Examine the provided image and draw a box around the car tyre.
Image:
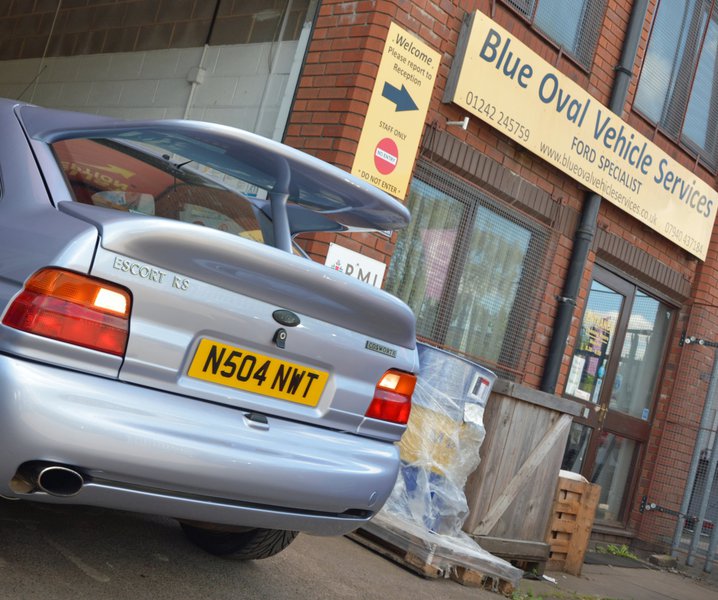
[180,523,299,559]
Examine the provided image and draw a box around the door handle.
[595,404,608,426]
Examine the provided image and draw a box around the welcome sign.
[443,11,717,260]
[352,23,440,199]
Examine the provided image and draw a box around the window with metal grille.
[503,0,606,69]
[634,0,718,168]
[384,162,550,380]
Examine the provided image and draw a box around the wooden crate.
[546,471,601,576]
[463,381,582,567]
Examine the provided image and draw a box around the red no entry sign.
[374,137,398,174]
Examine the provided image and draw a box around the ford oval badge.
[273,309,300,327]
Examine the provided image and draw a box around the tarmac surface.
[1,498,718,599]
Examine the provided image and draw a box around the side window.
[504,0,606,69]
[634,0,718,168]
[384,162,549,378]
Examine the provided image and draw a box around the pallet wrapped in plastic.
[374,342,523,586]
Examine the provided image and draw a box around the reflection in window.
[503,0,606,69]
[563,422,592,473]
[566,276,672,420]
[52,138,275,246]
[635,0,718,166]
[385,163,548,376]
[610,292,672,419]
[385,179,462,339]
[444,209,531,362]
[592,432,637,523]
[565,281,623,403]
[535,1,583,56]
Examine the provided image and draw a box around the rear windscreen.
[52,138,267,244]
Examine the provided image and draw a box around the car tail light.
[365,369,417,424]
[2,268,131,356]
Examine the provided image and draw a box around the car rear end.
[0,100,419,536]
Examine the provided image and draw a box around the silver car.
[0,99,418,559]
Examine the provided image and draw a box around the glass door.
[562,267,673,525]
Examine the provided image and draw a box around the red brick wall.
[286,0,718,550]
[285,0,701,386]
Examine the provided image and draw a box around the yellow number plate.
[188,339,328,407]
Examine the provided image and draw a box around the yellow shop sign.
[443,10,718,260]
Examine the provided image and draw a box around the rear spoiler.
[16,103,410,252]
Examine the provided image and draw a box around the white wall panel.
[0,40,300,140]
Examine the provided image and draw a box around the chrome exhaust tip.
[10,462,85,497]
[36,465,84,497]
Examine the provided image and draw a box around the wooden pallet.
[347,522,444,578]
[450,566,516,595]
[347,521,515,594]
[546,473,601,576]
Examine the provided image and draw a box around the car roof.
[12,100,410,232]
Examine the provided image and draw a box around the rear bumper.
[0,354,400,535]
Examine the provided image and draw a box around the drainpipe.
[540,0,650,394]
